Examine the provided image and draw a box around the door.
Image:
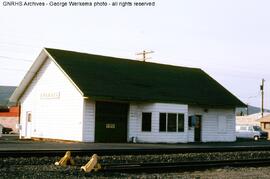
[194,115,202,142]
[95,101,129,142]
[25,111,32,138]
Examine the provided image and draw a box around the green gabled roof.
[45,48,245,107]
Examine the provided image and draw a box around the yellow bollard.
[55,151,75,167]
[81,154,101,173]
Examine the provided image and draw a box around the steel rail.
[2,146,270,157]
[2,158,270,173]
[101,158,270,172]
[2,156,270,173]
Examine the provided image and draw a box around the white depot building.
[10,48,245,143]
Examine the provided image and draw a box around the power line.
[247,93,260,99]
[0,55,33,62]
[240,91,261,100]
[0,46,268,82]
[0,61,266,81]
[0,40,268,75]
[0,38,136,56]
[0,42,40,49]
[0,67,28,72]
[154,53,270,73]
[0,54,267,81]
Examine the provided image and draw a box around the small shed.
[235,112,269,126]
[259,114,270,139]
[10,48,245,143]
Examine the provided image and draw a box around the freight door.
[95,101,128,142]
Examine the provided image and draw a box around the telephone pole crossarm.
[136,50,154,62]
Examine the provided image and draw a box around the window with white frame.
[159,113,185,132]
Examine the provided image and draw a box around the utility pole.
[261,78,265,117]
[246,103,249,115]
[136,50,154,62]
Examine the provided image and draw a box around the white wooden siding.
[187,128,194,142]
[19,58,84,141]
[189,107,236,142]
[128,104,140,140]
[82,100,95,142]
[128,103,188,143]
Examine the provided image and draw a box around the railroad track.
[102,158,270,172]
[2,145,270,157]
[3,158,270,173]
[2,147,270,173]
[2,150,270,173]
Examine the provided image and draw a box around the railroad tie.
[55,151,75,167]
[81,154,101,173]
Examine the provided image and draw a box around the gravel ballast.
[1,151,270,178]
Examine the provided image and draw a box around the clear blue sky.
[0,0,270,108]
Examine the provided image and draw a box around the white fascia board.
[9,49,48,102]
[43,48,84,97]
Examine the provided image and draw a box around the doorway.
[194,115,202,142]
[25,111,32,138]
[95,101,129,142]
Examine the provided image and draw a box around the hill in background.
[236,105,270,116]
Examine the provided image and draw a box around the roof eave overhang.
[86,95,245,108]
